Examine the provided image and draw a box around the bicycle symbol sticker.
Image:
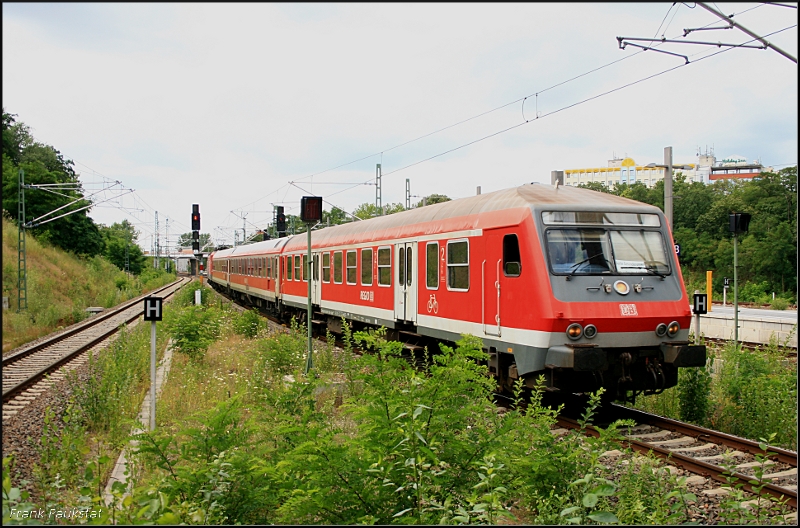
[427,294,439,314]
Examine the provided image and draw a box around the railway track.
[555,403,797,509]
[2,278,188,417]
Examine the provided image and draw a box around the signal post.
[300,196,323,374]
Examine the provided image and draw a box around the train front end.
[536,204,706,402]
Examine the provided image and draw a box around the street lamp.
[646,146,694,232]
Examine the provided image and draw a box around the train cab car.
[208,183,706,402]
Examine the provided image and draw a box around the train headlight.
[584,324,597,339]
[567,323,583,340]
[655,323,668,337]
[613,280,630,295]
[667,321,680,337]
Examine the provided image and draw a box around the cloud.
[3,3,796,247]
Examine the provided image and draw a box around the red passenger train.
[208,183,706,401]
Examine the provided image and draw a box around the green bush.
[678,361,712,425]
[771,297,789,310]
[232,309,264,339]
[167,304,222,362]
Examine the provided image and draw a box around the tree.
[100,220,146,274]
[415,194,451,208]
[322,206,350,226]
[2,111,104,257]
[352,202,405,220]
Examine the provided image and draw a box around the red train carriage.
[208,183,706,401]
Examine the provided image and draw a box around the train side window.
[302,255,308,282]
[361,248,373,285]
[323,252,331,283]
[287,256,292,280]
[447,239,469,291]
[378,247,391,286]
[267,257,272,278]
[333,251,343,284]
[294,255,301,281]
[503,234,521,277]
[426,242,438,289]
[313,254,319,281]
[346,250,357,284]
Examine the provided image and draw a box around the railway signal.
[191,204,201,231]
[301,196,323,223]
[276,206,287,237]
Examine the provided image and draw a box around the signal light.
[192,240,200,253]
[192,230,199,240]
[276,205,287,235]
[192,204,200,231]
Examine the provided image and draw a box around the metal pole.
[376,164,382,215]
[694,290,701,344]
[664,146,673,232]
[733,233,739,348]
[150,320,157,431]
[305,226,313,374]
[696,2,797,63]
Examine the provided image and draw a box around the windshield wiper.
[569,254,611,275]
[644,265,668,278]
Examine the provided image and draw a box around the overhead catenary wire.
[273,3,778,194]
[295,23,797,204]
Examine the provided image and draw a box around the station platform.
[690,305,797,348]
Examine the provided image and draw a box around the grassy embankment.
[1,214,175,353]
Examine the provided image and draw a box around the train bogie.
[208,183,706,402]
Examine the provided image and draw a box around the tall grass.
[1,215,175,353]
[635,338,797,450]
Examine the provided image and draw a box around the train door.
[394,242,417,323]
[483,233,502,337]
[311,252,321,305]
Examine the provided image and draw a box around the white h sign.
[144,297,163,321]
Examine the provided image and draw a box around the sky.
[3,3,797,252]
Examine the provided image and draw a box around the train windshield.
[546,228,671,276]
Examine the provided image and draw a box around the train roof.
[210,235,292,258]
[211,184,664,255]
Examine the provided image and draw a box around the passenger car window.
[447,240,469,290]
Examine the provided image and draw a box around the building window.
[447,240,469,291]
[378,247,391,286]
[361,248,373,285]
[323,252,331,283]
[334,251,343,284]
